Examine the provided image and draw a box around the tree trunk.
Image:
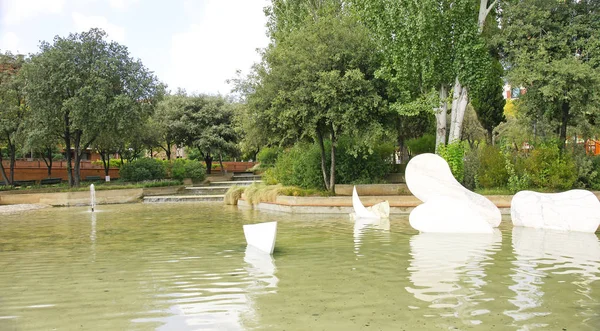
[100,151,110,176]
[219,153,226,175]
[560,100,569,151]
[203,151,213,175]
[449,79,469,143]
[63,111,74,187]
[329,131,336,193]
[316,130,330,191]
[0,147,10,186]
[42,147,53,177]
[73,131,82,187]
[8,139,15,184]
[435,85,448,152]
[487,129,493,145]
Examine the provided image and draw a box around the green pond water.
[0,203,599,330]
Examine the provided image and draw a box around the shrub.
[477,145,509,189]
[119,158,166,182]
[256,147,281,168]
[168,159,206,182]
[524,143,576,190]
[438,142,465,183]
[270,143,324,189]
[406,134,435,156]
[335,138,394,184]
[224,185,246,205]
[463,146,480,190]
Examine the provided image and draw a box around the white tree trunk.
[435,85,448,152]
[449,82,469,143]
[446,0,496,144]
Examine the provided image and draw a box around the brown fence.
[1,160,257,182]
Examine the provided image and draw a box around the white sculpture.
[511,190,600,233]
[405,153,501,228]
[409,196,494,233]
[243,221,277,254]
[350,186,390,220]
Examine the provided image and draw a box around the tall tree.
[23,29,161,186]
[500,0,600,150]
[171,95,238,174]
[151,92,190,160]
[471,58,506,143]
[247,11,387,192]
[0,51,27,185]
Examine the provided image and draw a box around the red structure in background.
[586,139,600,156]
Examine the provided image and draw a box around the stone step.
[232,175,262,181]
[184,186,229,195]
[143,195,224,203]
[209,180,262,187]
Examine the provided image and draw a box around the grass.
[0,179,183,193]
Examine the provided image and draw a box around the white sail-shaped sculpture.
[511,190,600,233]
[243,221,277,255]
[350,186,389,220]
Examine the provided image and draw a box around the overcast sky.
[0,0,270,95]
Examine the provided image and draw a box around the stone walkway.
[0,204,50,214]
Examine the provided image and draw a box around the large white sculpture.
[350,186,390,220]
[511,190,600,233]
[409,196,494,233]
[243,221,277,254]
[406,153,501,228]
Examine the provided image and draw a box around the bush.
[406,134,435,156]
[256,147,281,168]
[269,143,325,189]
[335,139,394,184]
[168,159,206,182]
[119,158,166,182]
[438,142,465,183]
[477,145,509,189]
[463,146,480,190]
[524,143,576,190]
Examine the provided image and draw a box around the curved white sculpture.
[511,190,600,233]
[406,153,501,228]
[243,221,277,254]
[409,196,494,233]
[350,186,389,220]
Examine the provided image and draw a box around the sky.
[0,0,271,95]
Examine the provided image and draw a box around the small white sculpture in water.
[90,184,96,212]
[350,186,390,220]
[243,221,277,254]
[405,153,501,231]
[511,190,600,233]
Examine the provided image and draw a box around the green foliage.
[92,159,122,168]
[462,147,480,190]
[438,142,465,183]
[335,139,394,185]
[406,134,435,156]
[471,58,506,141]
[570,149,600,189]
[256,147,281,168]
[119,158,166,182]
[477,145,509,189]
[269,143,325,189]
[505,154,531,194]
[167,159,206,182]
[524,143,577,190]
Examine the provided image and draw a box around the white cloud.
[0,0,66,26]
[108,0,140,10]
[0,32,21,53]
[72,12,126,43]
[167,0,269,95]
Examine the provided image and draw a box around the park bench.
[14,180,37,186]
[40,178,62,185]
[85,176,103,181]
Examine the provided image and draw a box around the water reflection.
[353,217,390,255]
[505,227,600,329]
[406,230,501,322]
[244,246,279,290]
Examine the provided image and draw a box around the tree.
[151,92,190,160]
[500,0,600,150]
[246,12,387,192]
[171,95,238,175]
[0,51,27,185]
[351,0,498,149]
[23,29,161,186]
[471,58,506,143]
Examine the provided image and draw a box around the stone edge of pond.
[0,204,51,214]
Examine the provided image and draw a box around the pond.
[1,203,599,330]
